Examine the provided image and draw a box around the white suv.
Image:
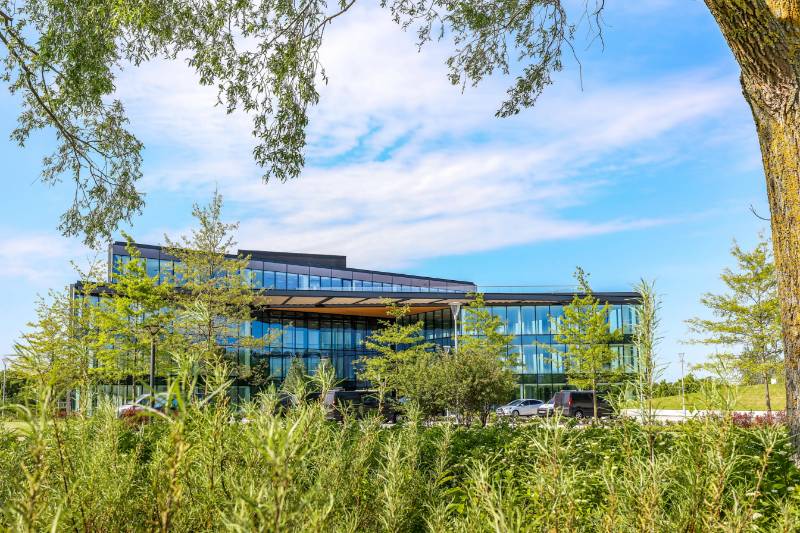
[496,399,543,417]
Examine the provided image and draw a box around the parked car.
[553,390,613,419]
[495,399,523,416]
[323,389,399,422]
[536,395,558,417]
[116,393,177,419]
[272,391,299,416]
[496,398,543,417]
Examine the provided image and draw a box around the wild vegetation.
[2,377,800,532]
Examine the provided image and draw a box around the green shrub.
[2,396,799,532]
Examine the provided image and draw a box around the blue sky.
[0,1,769,380]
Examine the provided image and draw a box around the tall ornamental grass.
[2,389,800,531]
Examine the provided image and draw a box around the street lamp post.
[149,337,156,394]
[678,352,686,418]
[144,324,162,406]
[1,356,8,405]
[449,302,462,352]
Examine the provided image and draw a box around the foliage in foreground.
[362,295,517,426]
[2,395,800,532]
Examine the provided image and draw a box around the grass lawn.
[646,383,784,411]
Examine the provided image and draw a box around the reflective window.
[270,355,283,378]
[112,254,129,278]
[509,344,523,372]
[622,305,637,334]
[609,305,622,332]
[333,319,344,348]
[282,318,294,349]
[321,319,331,349]
[343,323,352,348]
[523,345,537,373]
[539,343,553,373]
[355,319,367,347]
[549,306,564,333]
[535,306,549,334]
[308,319,320,349]
[159,260,173,284]
[306,354,320,374]
[506,306,521,335]
[146,258,160,279]
[295,319,307,349]
[522,306,536,335]
[492,306,507,334]
[269,319,282,348]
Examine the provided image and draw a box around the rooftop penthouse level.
[110,242,476,294]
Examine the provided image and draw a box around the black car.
[553,390,613,419]
[323,389,399,422]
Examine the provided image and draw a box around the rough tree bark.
[704,0,800,456]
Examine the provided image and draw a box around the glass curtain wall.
[93,307,379,405]
[233,310,378,397]
[411,304,639,401]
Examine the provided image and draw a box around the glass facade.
[411,304,639,401]
[95,309,379,403]
[242,309,376,388]
[97,243,639,404]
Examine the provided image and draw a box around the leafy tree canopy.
[0,0,601,245]
[687,235,783,410]
[361,300,433,410]
[438,294,517,425]
[553,267,623,419]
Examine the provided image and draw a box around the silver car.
[496,399,543,417]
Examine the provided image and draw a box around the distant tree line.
[650,374,719,399]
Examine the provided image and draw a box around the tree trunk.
[705,0,800,460]
[765,373,773,413]
[748,93,800,450]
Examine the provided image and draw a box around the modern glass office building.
[100,242,640,402]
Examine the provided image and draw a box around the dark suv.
[323,389,399,422]
[553,390,613,419]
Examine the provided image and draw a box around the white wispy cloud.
[114,3,743,270]
[0,232,84,283]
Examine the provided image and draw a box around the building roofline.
[239,249,346,269]
[110,241,476,286]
